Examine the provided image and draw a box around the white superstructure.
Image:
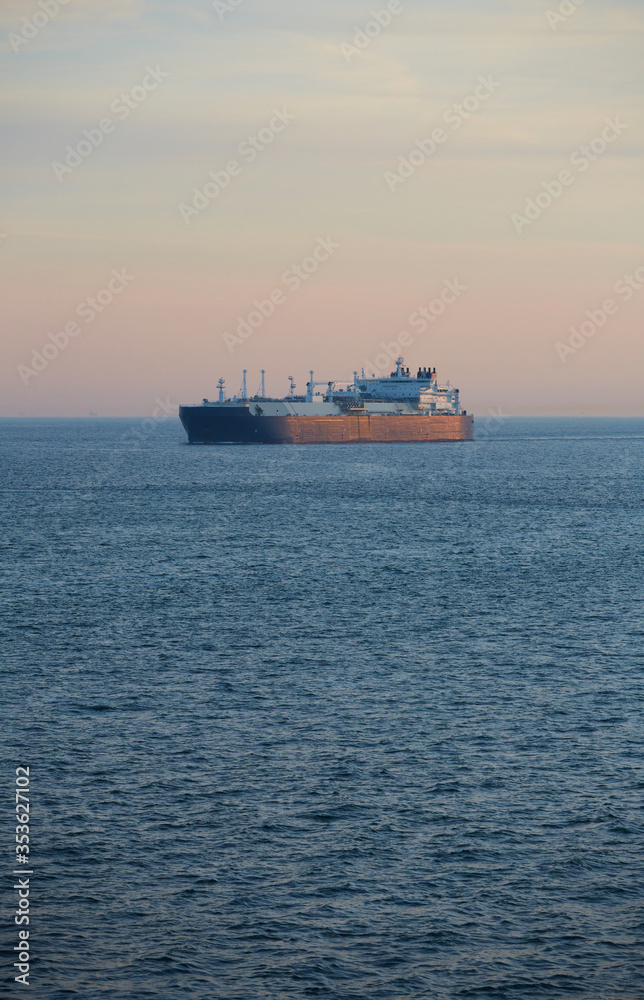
[201,358,462,417]
[316,358,461,416]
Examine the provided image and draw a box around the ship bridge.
[340,357,461,415]
[355,357,435,399]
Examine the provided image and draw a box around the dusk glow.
[3,6,644,998]
[2,1,643,416]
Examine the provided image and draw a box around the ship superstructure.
[179,357,473,444]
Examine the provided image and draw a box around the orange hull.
[269,413,474,444]
[180,406,474,444]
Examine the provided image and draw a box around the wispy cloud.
[2,0,643,416]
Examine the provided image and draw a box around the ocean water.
[1,416,643,1000]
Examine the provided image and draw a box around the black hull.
[179,406,474,444]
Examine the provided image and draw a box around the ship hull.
[179,406,474,444]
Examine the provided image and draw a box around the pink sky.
[2,0,643,416]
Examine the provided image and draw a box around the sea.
[1,416,643,999]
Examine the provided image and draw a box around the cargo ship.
[179,357,473,444]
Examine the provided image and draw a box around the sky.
[1,0,643,417]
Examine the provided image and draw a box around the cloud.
[2,0,643,415]
[0,0,143,25]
